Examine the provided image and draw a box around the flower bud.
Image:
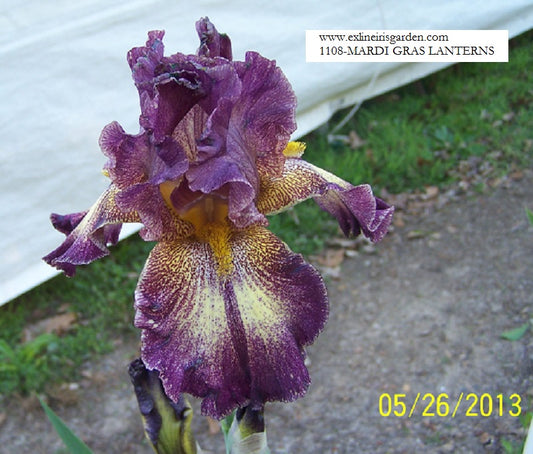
[129,358,200,454]
[228,406,270,454]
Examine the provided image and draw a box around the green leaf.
[501,322,530,341]
[20,333,56,361]
[0,340,17,362]
[526,208,533,226]
[500,438,515,454]
[39,397,94,454]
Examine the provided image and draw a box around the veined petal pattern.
[135,225,327,418]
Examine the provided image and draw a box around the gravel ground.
[1,171,532,454]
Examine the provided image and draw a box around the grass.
[501,397,533,454]
[0,30,532,398]
[0,236,153,395]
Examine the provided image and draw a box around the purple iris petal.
[185,51,297,229]
[102,18,297,233]
[316,184,394,242]
[256,157,394,243]
[43,187,139,276]
[232,52,297,174]
[135,226,327,419]
[196,17,232,60]
[49,211,87,235]
[128,30,204,141]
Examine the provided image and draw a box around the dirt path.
[1,172,532,453]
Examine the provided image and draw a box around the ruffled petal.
[49,211,87,235]
[232,52,297,175]
[186,51,297,230]
[115,183,193,242]
[43,186,141,276]
[196,17,232,60]
[99,120,191,241]
[100,120,189,186]
[134,225,327,419]
[99,122,150,188]
[257,158,394,242]
[186,99,265,229]
[127,31,207,142]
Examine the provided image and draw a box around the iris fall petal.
[43,186,140,276]
[134,225,327,419]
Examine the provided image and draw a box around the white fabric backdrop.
[1,0,532,305]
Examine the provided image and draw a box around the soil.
[1,171,532,454]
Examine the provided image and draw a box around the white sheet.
[1,0,531,304]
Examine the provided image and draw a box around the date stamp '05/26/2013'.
[378,393,523,418]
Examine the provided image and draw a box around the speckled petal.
[43,186,140,276]
[187,51,297,230]
[127,31,207,143]
[232,51,297,175]
[196,17,232,60]
[115,183,193,242]
[99,119,191,241]
[48,211,87,235]
[257,158,394,242]
[100,118,189,189]
[134,225,327,419]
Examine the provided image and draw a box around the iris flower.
[44,18,393,420]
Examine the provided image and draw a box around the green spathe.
[128,358,199,454]
[226,406,270,454]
